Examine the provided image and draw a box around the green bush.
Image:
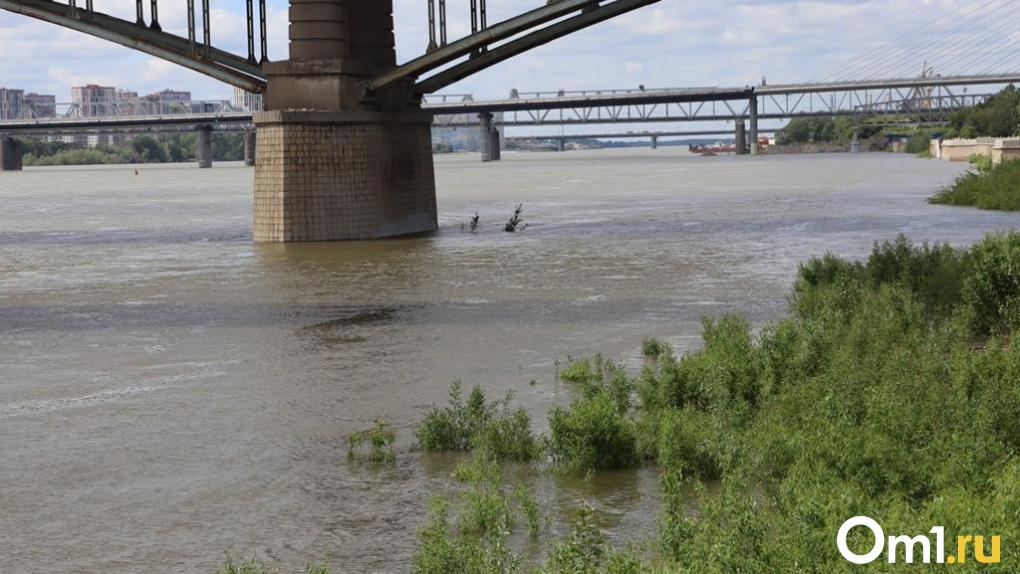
[549,392,639,471]
[929,159,1020,211]
[560,355,632,414]
[962,232,1020,335]
[347,420,396,464]
[416,382,540,462]
[640,337,671,358]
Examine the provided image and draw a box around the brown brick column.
[1,137,24,171]
[254,0,438,242]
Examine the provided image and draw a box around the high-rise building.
[0,87,25,119]
[24,93,56,118]
[140,89,192,114]
[72,84,117,117]
[110,90,139,115]
[232,86,263,111]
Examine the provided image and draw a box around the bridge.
[506,128,779,151]
[1,0,1019,241]
[0,74,1008,161]
[0,0,662,241]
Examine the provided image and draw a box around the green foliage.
[775,117,880,144]
[904,128,939,154]
[412,497,522,574]
[930,158,1020,211]
[513,483,543,539]
[970,153,993,173]
[216,554,275,574]
[559,355,632,414]
[640,337,671,358]
[794,234,971,322]
[347,420,396,464]
[962,232,1020,335]
[948,84,1020,137]
[416,382,541,462]
[549,392,639,471]
[21,132,245,166]
[539,505,648,574]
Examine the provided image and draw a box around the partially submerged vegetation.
[347,420,396,464]
[223,231,1020,572]
[416,382,541,462]
[410,232,1020,573]
[930,157,1020,211]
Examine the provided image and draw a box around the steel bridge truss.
[427,84,995,128]
[0,0,663,97]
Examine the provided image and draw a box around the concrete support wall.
[735,121,747,155]
[253,110,437,242]
[480,112,495,162]
[939,138,995,161]
[196,126,213,168]
[748,97,759,155]
[489,129,501,161]
[992,139,1020,165]
[244,131,256,166]
[1,137,24,171]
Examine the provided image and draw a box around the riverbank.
[930,158,1020,211]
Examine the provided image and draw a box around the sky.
[1,0,1013,137]
[1,0,992,100]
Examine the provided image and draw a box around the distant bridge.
[0,74,1008,142]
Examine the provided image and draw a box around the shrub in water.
[640,337,672,358]
[347,420,396,464]
[549,392,639,471]
[416,382,541,462]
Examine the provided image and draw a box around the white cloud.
[1,0,1014,105]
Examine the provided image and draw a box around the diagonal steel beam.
[368,0,606,92]
[0,0,266,90]
[415,0,661,94]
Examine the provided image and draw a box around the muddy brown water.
[1,149,1015,572]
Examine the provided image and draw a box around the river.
[1,149,1015,572]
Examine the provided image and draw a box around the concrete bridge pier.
[748,96,759,155]
[735,120,748,155]
[557,139,566,152]
[651,135,658,150]
[1,137,24,171]
[244,130,256,166]
[851,127,861,153]
[479,112,500,162]
[253,0,437,242]
[196,125,213,168]
[489,128,501,161]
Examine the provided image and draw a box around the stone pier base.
[196,126,213,168]
[1,137,24,171]
[244,130,256,166]
[253,110,438,242]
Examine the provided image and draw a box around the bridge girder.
[0,0,266,92]
[410,0,662,94]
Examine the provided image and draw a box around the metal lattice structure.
[0,0,662,95]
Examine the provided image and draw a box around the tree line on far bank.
[777,84,1020,154]
[21,133,247,166]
